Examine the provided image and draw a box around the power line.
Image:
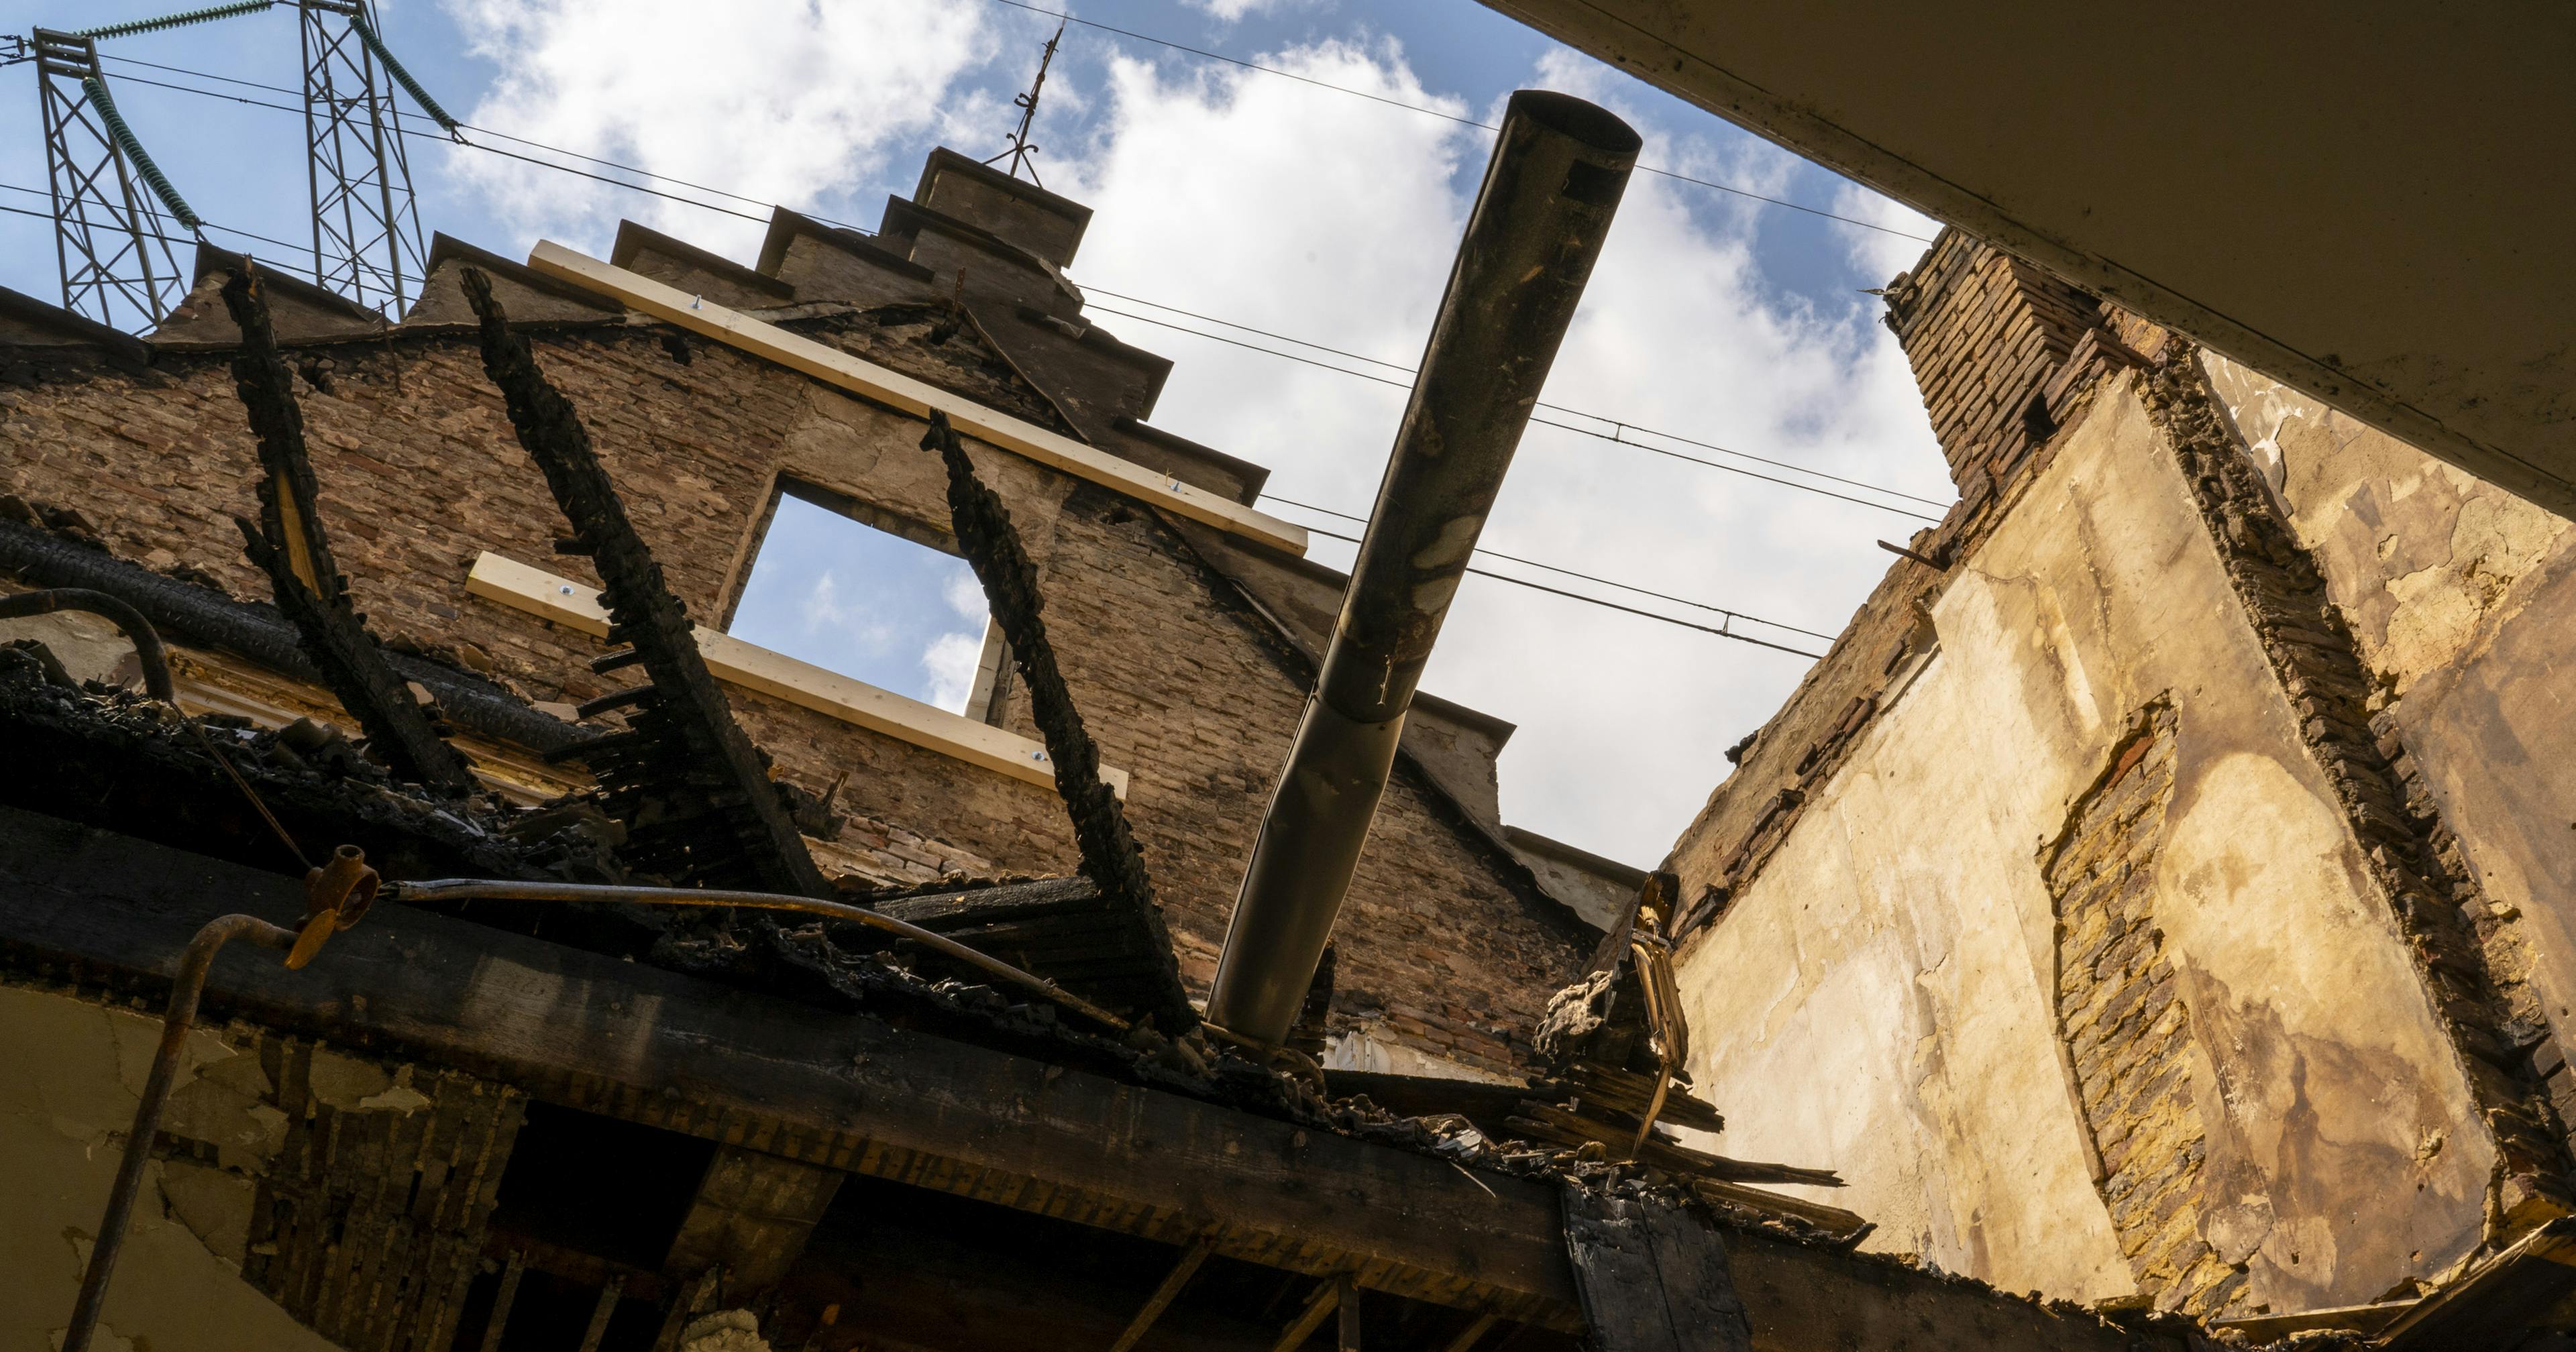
[6,58,1907,644]
[95,52,800,219]
[76,57,1949,524]
[1281,514,1825,659]
[0,188,1831,655]
[1082,302,1941,522]
[977,0,1935,243]
[1263,493,1837,642]
[1085,286,1952,510]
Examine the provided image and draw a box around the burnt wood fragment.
[218,265,478,795]
[1560,1186,1752,1352]
[460,268,824,899]
[922,410,1192,1029]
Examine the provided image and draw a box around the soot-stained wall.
[0,270,1586,1076]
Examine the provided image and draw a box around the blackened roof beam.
[458,268,826,899]
[923,410,1193,1030]
[217,264,478,796]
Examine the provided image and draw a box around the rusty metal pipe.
[1209,91,1640,1044]
[64,913,299,1352]
[0,586,175,701]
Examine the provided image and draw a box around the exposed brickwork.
[2140,349,2576,1231]
[1882,230,2110,497]
[2045,702,2238,1316]
[0,295,1583,1074]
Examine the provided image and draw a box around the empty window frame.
[727,484,1010,720]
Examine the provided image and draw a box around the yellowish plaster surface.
[1670,380,2491,1312]
[0,985,335,1352]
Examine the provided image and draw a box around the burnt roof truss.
[460,268,826,898]
[219,264,478,796]
[922,410,1193,1029]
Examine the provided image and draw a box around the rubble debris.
[462,268,826,898]
[679,1310,771,1352]
[218,264,479,796]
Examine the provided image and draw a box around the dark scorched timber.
[218,265,478,795]
[462,268,826,899]
[923,410,1193,1030]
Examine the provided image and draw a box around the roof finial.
[985,21,1065,186]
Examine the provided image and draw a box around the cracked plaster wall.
[0,982,336,1352]
[2203,352,2576,1094]
[1668,376,2491,1315]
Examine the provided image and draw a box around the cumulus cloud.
[1831,181,1946,286]
[1057,38,1947,864]
[439,0,999,258]
[941,565,988,621]
[922,630,986,712]
[1179,0,1313,21]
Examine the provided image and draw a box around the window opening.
[729,489,996,716]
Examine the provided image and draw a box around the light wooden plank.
[522,240,1310,557]
[466,550,1124,797]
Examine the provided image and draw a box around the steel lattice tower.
[298,0,425,317]
[32,28,186,329]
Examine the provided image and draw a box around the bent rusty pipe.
[64,913,299,1352]
[384,879,1132,1033]
[1208,91,1641,1044]
[0,587,176,701]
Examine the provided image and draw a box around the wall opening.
[2043,700,2239,1315]
[727,485,1008,719]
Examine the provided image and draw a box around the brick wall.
[2046,701,2237,1316]
[0,298,1585,1074]
[1882,231,2121,499]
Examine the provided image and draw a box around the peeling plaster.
[1670,379,2493,1311]
[0,985,338,1352]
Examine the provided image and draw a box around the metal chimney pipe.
[1207,91,1640,1045]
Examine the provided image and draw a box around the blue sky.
[0,0,1951,866]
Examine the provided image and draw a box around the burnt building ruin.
[0,88,2261,1352]
[1662,231,2576,1347]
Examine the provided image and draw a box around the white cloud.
[439,0,999,258]
[1180,0,1311,21]
[1832,181,1945,286]
[922,630,985,712]
[1058,38,1948,866]
[941,564,987,621]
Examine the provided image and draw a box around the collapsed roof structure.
[0,88,2253,1352]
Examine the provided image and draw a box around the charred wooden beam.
[922,410,1193,1031]
[0,806,2171,1352]
[460,268,825,899]
[1107,1235,1216,1352]
[1562,1186,1753,1352]
[218,265,478,796]
[0,518,594,756]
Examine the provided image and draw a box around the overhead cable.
[1262,493,1838,642]
[75,58,1948,523]
[1083,302,1943,522]
[977,0,1935,243]
[1281,514,1826,660]
[1086,286,1953,510]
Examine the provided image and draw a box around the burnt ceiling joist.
[923,410,1194,1032]
[460,268,827,899]
[0,804,2192,1351]
[216,264,478,797]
